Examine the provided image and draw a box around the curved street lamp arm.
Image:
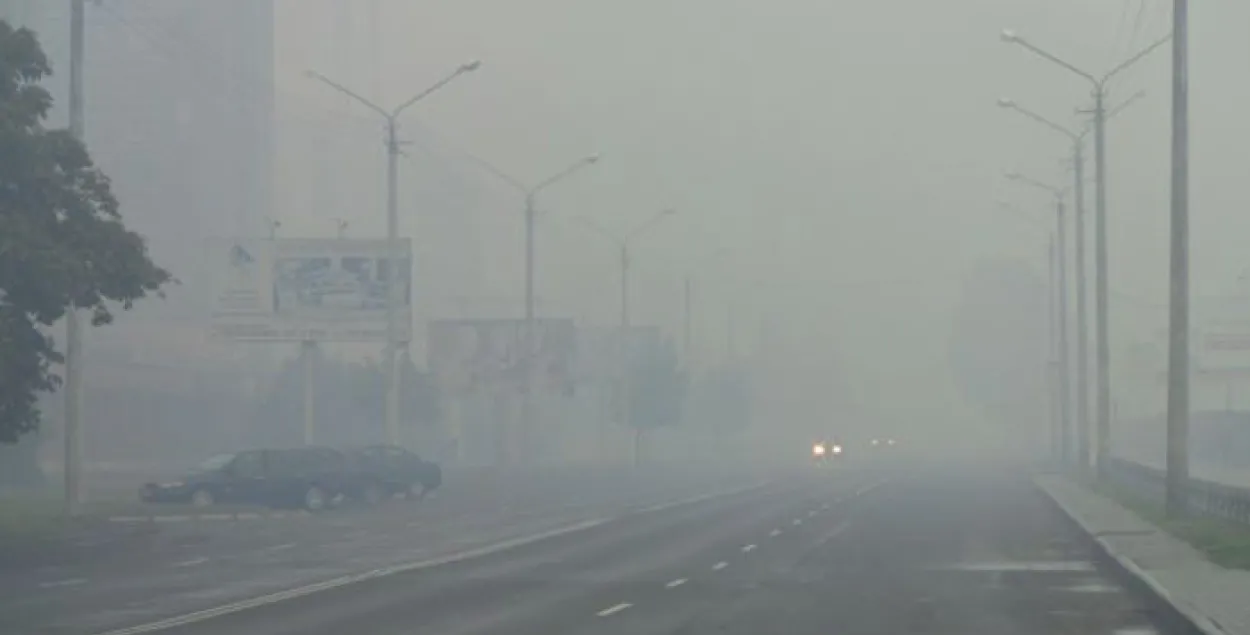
[532,156,601,197]
[1004,102,1079,142]
[1102,34,1172,84]
[1012,39,1097,86]
[627,209,677,243]
[393,63,478,119]
[304,70,389,119]
[573,216,625,248]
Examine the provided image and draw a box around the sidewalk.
[1037,474,1250,635]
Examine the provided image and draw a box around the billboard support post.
[302,340,316,445]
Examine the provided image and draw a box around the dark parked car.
[140,447,350,511]
[343,445,442,504]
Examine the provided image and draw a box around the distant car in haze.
[140,447,350,511]
[342,445,442,503]
[811,440,844,463]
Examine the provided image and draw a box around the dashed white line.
[597,603,633,617]
[666,578,687,588]
[820,502,831,510]
[712,561,728,571]
[792,518,803,526]
[173,557,210,568]
[742,544,757,553]
[769,529,782,537]
[808,510,818,518]
[263,543,296,552]
[39,578,88,589]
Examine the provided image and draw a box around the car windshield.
[194,453,236,473]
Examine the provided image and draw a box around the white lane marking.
[597,603,632,617]
[633,481,773,515]
[173,557,209,568]
[666,578,687,588]
[820,502,830,510]
[39,578,88,589]
[792,518,803,526]
[742,544,756,553]
[808,510,818,518]
[815,521,850,548]
[712,561,728,571]
[95,517,610,635]
[154,515,190,523]
[854,481,886,497]
[263,543,296,553]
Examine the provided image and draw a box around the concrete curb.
[1033,475,1226,635]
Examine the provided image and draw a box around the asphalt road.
[18,464,1183,635]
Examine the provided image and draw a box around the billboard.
[428,319,576,396]
[210,238,412,342]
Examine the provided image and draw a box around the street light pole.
[1164,0,1191,518]
[1008,173,1070,460]
[64,0,86,516]
[306,61,479,447]
[575,210,677,465]
[460,153,601,464]
[1002,30,1169,479]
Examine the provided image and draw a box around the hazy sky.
[267,1,1250,427]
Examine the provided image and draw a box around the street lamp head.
[1004,171,1022,181]
[662,208,677,217]
[996,97,1016,109]
[585,153,602,165]
[460,60,482,73]
[1000,29,1020,44]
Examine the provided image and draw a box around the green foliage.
[626,339,687,430]
[0,22,172,443]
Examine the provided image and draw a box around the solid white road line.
[712,561,728,571]
[741,544,756,553]
[95,518,610,635]
[769,529,781,537]
[39,578,88,589]
[597,603,633,617]
[173,557,209,568]
[666,578,687,588]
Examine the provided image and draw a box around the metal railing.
[1105,456,1250,524]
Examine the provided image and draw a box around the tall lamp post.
[462,154,602,463]
[1001,29,1169,478]
[996,91,1144,469]
[576,209,677,464]
[306,61,480,446]
[1007,172,1071,461]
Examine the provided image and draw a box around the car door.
[220,450,267,504]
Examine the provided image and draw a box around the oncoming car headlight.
[812,443,827,457]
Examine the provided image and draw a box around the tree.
[0,22,172,444]
[625,337,688,462]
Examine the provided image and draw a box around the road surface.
[6,464,1186,635]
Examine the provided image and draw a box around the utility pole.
[521,194,535,467]
[684,277,693,363]
[1072,142,1090,470]
[1092,87,1112,479]
[620,244,636,464]
[302,341,316,445]
[1048,237,1060,462]
[64,0,86,516]
[1165,0,1190,518]
[1055,198,1072,462]
[305,62,479,448]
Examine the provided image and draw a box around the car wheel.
[405,482,428,501]
[362,482,386,505]
[303,485,327,511]
[190,488,215,508]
